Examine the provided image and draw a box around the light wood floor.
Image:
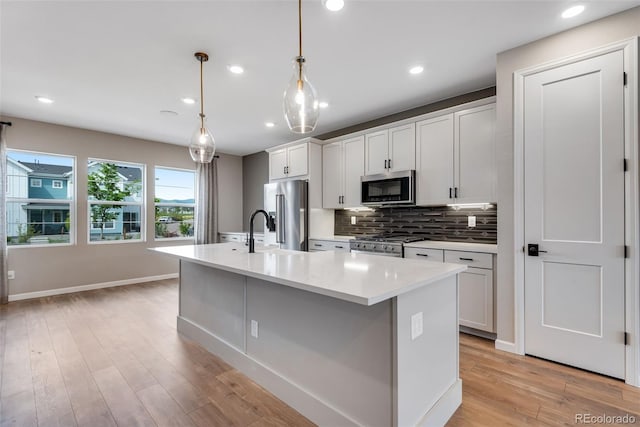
[0,280,638,427]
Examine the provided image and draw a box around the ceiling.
[2,1,639,156]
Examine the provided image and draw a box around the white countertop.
[150,243,465,306]
[403,240,497,254]
[309,235,355,242]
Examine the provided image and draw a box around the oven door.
[350,250,402,258]
[361,170,415,206]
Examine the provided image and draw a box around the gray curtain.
[0,122,10,304]
[195,157,218,244]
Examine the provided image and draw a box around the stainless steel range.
[350,234,425,257]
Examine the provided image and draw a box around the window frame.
[6,149,76,249]
[153,165,196,241]
[87,158,146,245]
[30,178,42,188]
[52,180,63,189]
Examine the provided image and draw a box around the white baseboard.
[495,339,519,354]
[177,316,359,427]
[8,273,178,302]
[417,379,462,427]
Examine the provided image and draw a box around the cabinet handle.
[335,245,344,249]
[388,158,392,169]
[384,159,388,169]
[454,187,458,198]
[449,187,453,198]
[459,257,474,261]
[417,253,429,257]
[314,243,322,247]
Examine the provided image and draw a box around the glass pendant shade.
[189,122,216,163]
[283,57,319,133]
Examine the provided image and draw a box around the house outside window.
[154,167,195,239]
[88,159,144,243]
[6,150,75,246]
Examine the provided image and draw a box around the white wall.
[495,7,640,344]
[1,116,243,295]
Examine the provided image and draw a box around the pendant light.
[189,52,216,163]
[283,0,319,133]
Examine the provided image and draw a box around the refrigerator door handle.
[276,194,286,243]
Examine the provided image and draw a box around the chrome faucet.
[249,209,275,253]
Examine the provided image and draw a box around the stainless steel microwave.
[361,170,415,206]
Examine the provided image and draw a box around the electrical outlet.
[410,312,423,340]
[351,216,357,225]
[468,215,476,228]
[251,320,259,338]
[7,270,15,280]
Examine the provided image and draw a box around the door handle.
[454,187,458,198]
[276,194,285,243]
[384,159,388,169]
[527,244,548,256]
[388,158,392,169]
[449,187,453,198]
[416,253,429,257]
[459,257,474,262]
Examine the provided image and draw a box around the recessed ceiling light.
[323,0,344,12]
[265,122,275,128]
[35,96,54,104]
[319,101,329,109]
[409,66,424,75]
[562,5,585,19]
[228,65,244,74]
[182,97,196,105]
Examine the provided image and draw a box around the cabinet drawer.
[404,248,444,262]
[309,239,350,252]
[219,234,231,242]
[444,250,492,269]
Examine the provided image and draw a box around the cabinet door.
[416,114,454,205]
[454,104,496,203]
[364,130,389,175]
[388,123,415,172]
[286,143,309,178]
[269,149,288,180]
[458,267,494,332]
[342,136,365,207]
[322,142,343,209]
[404,247,444,262]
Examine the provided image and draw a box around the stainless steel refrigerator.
[264,180,308,251]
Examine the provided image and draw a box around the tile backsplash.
[334,205,497,244]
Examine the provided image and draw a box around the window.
[154,167,195,239]
[88,159,144,243]
[52,180,63,189]
[6,150,74,246]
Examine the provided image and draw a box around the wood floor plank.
[137,383,195,427]
[91,365,156,426]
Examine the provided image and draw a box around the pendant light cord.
[199,57,205,131]
[297,0,303,85]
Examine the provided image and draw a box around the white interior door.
[524,50,625,378]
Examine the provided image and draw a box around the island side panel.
[245,277,393,427]
[179,260,246,351]
[394,275,460,427]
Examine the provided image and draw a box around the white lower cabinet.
[309,239,350,252]
[405,247,495,333]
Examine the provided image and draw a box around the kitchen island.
[151,243,466,427]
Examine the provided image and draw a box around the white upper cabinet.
[416,103,496,205]
[268,141,309,181]
[322,136,365,209]
[364,124,415,175]
[416,115,455,205]
[388,123,416,172]
[454,103,496,204]
[322,142,343,209]
[269,148,288,180]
